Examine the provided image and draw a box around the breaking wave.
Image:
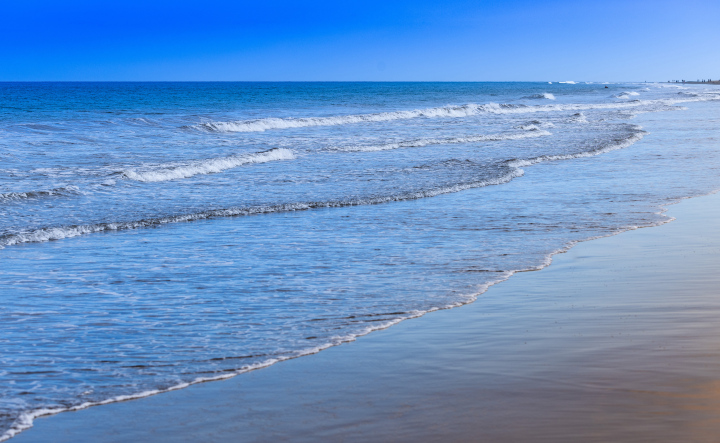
[507,126,646,168]
[517,120,556,131]
[616,91,641,99]
[121,148,295,182]
[567,112,589,124]
[191,104,494,133]
[0,169,523,249]
[190,96,717,133]
[328,130,551,153]
[524,93,556,100]
[0,186,80,202]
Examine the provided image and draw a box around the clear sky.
[2,0,719,81]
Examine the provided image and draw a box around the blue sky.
[2,0,719,81]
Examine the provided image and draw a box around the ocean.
[1,81,719,440]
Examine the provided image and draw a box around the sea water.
[1,82,719,439]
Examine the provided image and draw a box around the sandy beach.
[11,188,720,442]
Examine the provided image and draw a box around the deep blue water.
[1,82,720,439]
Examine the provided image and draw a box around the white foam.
[522,120,555,129]
[568,112,589,124]
[0,169,523,250]
[1,286,501,442]
[193,95,718,134]
[193,104,490,133]
[525,93,556,100]
[507,127,646,168]
[0,186,80,202]
[616,91,641,99]
[192,104,500,133]
[122,148,295,182]
[559,81,577,84]
[197,101,639,134]
[329,130,551,153]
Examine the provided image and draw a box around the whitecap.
[616,91,641,99]
[191,104,491,133]
[329,130,551,153]
[190,97,717,134]
[507,127,646,168]
[524,93,556,100]
[0,186,80,202]
[121,148,295,182]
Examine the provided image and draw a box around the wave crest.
[616,91,641,99]
[329,130,551,153]
[0,168,522,250]
[190,96,718,134]
[524,93,556,100]
[121,148,295,182]
[507,127,646,168]
[0,186,80,202]
[191,104,497,133]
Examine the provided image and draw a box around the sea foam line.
[0,291,485,442]
[190,95,716,133]
[0,170,523,250]
[507,126,646,168]
[121,148,295,182]
[0,186,80,202]
[329,129,551,153]
[192,103,494,133]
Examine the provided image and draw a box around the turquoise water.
[1,82,719,439]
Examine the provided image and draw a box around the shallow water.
[1,82,719,440]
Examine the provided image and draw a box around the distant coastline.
[671,80,720,85]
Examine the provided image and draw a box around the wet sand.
[14,191,720,442]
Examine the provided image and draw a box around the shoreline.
[11,189,720,442]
